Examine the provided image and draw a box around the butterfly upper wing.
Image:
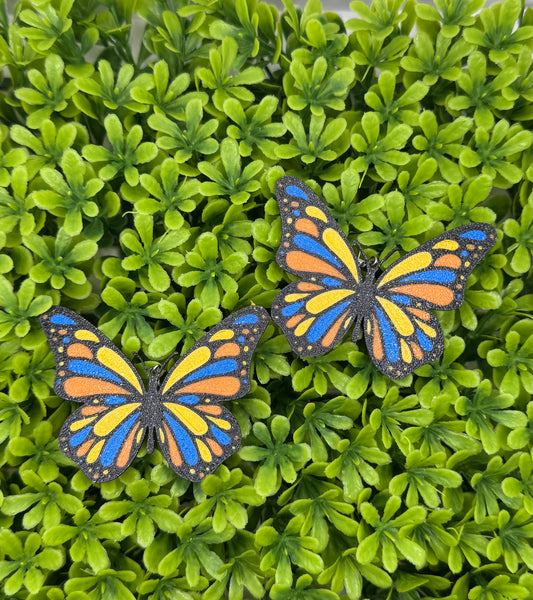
[157,306,270,482]
[365,224,497,378]
[40,306,145,403]
[374,224,497,310]
[272,176,362,356]
[40,306,147,482]
[274,176,362,285]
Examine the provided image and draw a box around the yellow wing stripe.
[433,240,459,250]
[285,293,310,302]
[197,440,212,462]
[207,416,232,430]
[306,289,356,314]
[415,319,437,338]
[209,329,234,342]
[93,404,141,436]
[377,252,432,287]
[75,329,99,342]
[163,403,208,435]
[162,346,211,393]
[400,340,412,363]
[136,427,144,444]
[70,416,97,431]
[97,347,143,393]
[305,206,327,222]
[294,317,315,336]
[377,297,414,336]
[87,440,105,464]
[323,228,360,282]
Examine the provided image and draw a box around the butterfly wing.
[272,176,361,356]
[58,402,143,483]
[40,306,145,403]
[157,306,270,482]
[272,281,359,356]
[274,176,362,285]
[40,306,147,482]
[365,224,497,378]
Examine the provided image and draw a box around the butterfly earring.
[271,176,496,379]
[40,306,270,483]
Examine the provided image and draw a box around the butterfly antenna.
[380,247,400,267]
[133,352,148,377]
[352,239,369,262]
[160,351,181,372]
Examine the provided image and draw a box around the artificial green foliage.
[0,0,532,599]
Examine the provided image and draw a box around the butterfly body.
[41,305,269,482]
[349,268,380,325]
[136,371,164,454]
[272,176,496,379]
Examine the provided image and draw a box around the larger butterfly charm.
[271,176,496,379]
[40,306,269,483]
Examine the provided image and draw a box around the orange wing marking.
[434,254,461,269]
[64,378,131,398]
[286,251,347,280]
[67,344,93,359]
[372,315,384,360]
[163,423,182,467]
[176,376,241,397]
[116,421,141,468]
[214,343,240,358]
[389,284,454,306]
[321,311,349,347]
[295,218,320,238]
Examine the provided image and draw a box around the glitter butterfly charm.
[41,306,269,482]
[271,176,496,379]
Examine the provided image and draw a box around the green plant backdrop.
[1,0,532,598]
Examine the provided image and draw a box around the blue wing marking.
[459,230,486,241]
[101,413,140,467]
[68,360,122,383]
[164,412,198,464]
[233,314,258,325]
[401,270,455,284]
[307,300,352,343]
[390,294,411,305]
[416,330,433,351]
[281,301,304,317]
[105,395,127,405]
[294,234,342,267]
[50,314,76,325]
[286,185,309,200]
[69,426,92,446]
[183,359,238,383]
[375,306,399,363]
[176,395,200,404]
[211,426,230,445]
[322,277,343,287]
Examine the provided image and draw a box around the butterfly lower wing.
[272,280,357,357]
[157,401,241,482]
[374,224,497,311]
[40,307,145,403]
[157,306,269,480]
[364,302,444,379]
[275,176,362,289]
[59,400,144,483]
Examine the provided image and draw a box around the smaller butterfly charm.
[41,306,269,483]
[271,176,496,379]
